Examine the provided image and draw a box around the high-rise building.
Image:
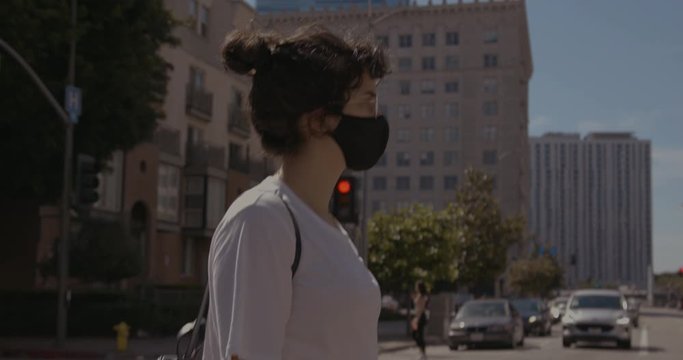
[529,132,652,289]
[257,0,532,262]
[256,0,402,13]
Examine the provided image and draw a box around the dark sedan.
[512,298,553,336]
[448,299,525,350]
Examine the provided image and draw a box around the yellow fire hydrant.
[113,321,130,352]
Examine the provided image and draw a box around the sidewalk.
[0,336,419,359]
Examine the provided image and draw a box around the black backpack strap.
[278,194,302,277]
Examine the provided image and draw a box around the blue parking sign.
[65,85,81,124]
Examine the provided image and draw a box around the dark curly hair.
[221,25,389,155]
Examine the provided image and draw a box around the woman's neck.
[277,144,344,218]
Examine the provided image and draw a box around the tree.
[508,255,564,298]
[40,219,143,284]
[444,168,525,293]
[367,204,460,295]
[0,0,178,202]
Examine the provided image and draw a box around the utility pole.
[57,0,77,347]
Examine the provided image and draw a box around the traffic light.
[332,176,357,223]
[678,267,683,277]
[74,154,100,208]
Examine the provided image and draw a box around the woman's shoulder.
[224,186,289,225]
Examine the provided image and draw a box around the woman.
[411,281,430,360]
[201,25,389,360]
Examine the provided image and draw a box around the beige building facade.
[257,0,532,224]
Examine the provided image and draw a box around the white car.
[562,289,632,349]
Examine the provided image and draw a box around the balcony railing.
[228,104,251,138]
[186,142,225,170]
[185,84,213,120]
[154,126,181,156]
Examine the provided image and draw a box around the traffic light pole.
[57,0,77,347]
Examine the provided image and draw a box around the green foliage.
[655,273,683,296]
[367,168,525,295]
[0,0,178,202]
[368,204,459,294]
[508,255,564,297]
[445,169,525,289]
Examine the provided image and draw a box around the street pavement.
[1,307,680,359]
[380,307,683,360]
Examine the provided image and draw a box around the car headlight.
[529,316,538,323]
[551,309,560,318]
[451,321,466,330]
[616,316,630,326]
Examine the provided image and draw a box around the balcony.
[186,141,225,170]
[185,84,213,121]
[228,104,251,139]
[154,126,181,156]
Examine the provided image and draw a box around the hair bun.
[222,30,276,75]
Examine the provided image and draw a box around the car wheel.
[618,340,632,349]
[562,337,572,348]
[448,343,459,351]
[517,336,525,347]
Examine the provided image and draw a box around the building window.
[445,103,459,119]
[483,101,498,116]
[484,31,498,44]
[444,176,458,190]
[482,126,497,140]
[398,57,412,71]
[422,33,436,46]
[399,34,412,48]
[198,5,209,37]
[206,177,226,229]
[446,31,459,45]
[484,54,498,68]
[398,105,411,120]
[396,176,411,191]
[184,176,205,228]
[397,152,411,167]
[419,176,434,191]
[483,78,498,94]
[483,150,498,165]
[421,104,435,119]
[445,81,459,93]
[228,142,249,172]
[181,238,196,275]
[190,66,205,90]
[397,129,411,143]
[376,153,387,167]
[373,176,387,191]
[420,128,435,142]
[371,200,387,213]
[445,55,459,70]
[376,35,389,48]
[420,151,435,166]
[421,80,435,94]
[399,81,411,95]
[444,127,459,143]
[157,163,180,222]
[422,57,436,71]
[443,151,458,166]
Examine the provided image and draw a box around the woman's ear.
[302,108,338,137]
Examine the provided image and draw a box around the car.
[550,297,568,324]
[511,298,553,336]
[562,289,632,349]
[626,297,641,328]
[448,299,525,350]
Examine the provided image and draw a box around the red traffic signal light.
[332,176,357,223]
[337,179,352,194]
[679,267,683,277]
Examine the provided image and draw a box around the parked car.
[626,297,641,328]
[448,299,525,350]
[562,289,632,349]
[550,296,569,324]
[511,298,553,336]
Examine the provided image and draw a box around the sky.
[245,0,683,273]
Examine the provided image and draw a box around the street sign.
[64,85,81,124]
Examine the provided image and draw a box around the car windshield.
[570,295,623,310]
[512,299,540,313]
[457,302,508,318]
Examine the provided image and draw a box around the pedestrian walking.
[411,281,430,360]
[201,25,390,360]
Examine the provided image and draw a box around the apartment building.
[530,132,652,289]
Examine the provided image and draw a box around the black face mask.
[331,113,390,171]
